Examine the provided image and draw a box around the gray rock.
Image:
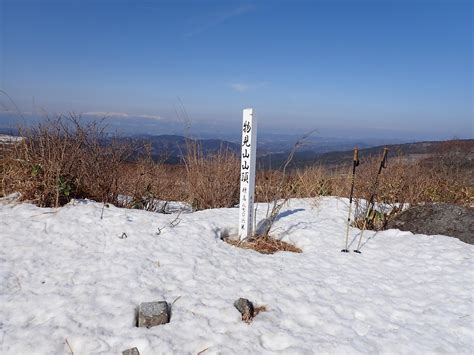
[234,298,254,322]
[122,348,140,355]
[386,203,474,244]
[137,301,170,328]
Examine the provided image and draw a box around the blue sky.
[0,0,472,139]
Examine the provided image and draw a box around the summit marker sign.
[238,108,257,240]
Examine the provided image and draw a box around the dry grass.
[364,155,470,203]
[253,305,268,317]
[117,158,187,210]
[182,139,240,210]
[1,116,471,217]
[348,148,473,231]
[0,114,140,207]
[241,304,268,324]
[225,235,302,254]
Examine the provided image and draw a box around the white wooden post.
[239,108,257,240]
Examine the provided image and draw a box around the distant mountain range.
[2,127,472,169]
[131,134,240,164]
[131,134,473,169]
[259,139,474,169]
[127,134,406,164]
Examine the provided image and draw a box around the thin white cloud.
[230,82,266,92]
[136,114,163,120]
[0,110,33,114]
[230,83,250,92]
[83,112,162,121]
[184,4,255,38]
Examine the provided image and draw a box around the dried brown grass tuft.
[242,304,268,324]
[225,235,302,254]
[116,153,188,210]
[183,139,240,210]
[253,305,268,317]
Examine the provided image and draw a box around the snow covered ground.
[0,196,472,354]
[0,134,23,143]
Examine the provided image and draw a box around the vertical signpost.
[239,108,257,240]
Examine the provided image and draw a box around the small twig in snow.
[100,202,109,220]
[65,338,74,355]
[14,275,22,291]
[155,209,184,236]
[171,295,182,306]
[169,210,183,227]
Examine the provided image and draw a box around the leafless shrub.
[115,144,187,211]
[293,164,348,198]
[351,151,473,230]
[0,113,138,207]
[255,131,316,238]
[182,139,240,210]
[255,170,293,203]
[2,116,470,218]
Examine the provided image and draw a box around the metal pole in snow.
[238,108,257,240]
[341,147,360,252]
[354,147,388,253]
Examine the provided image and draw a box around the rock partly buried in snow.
[122,347,140,355]
[386,203,474,244]
[137,301,170,328]
[234,298,254,322]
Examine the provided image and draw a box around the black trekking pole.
[354,147,388,254]
[341,147,360,253]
